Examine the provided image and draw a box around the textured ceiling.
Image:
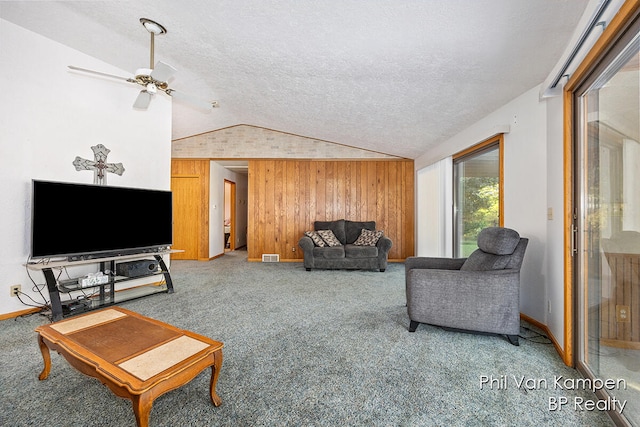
[1,0,589,158]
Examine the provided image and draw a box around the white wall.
[209,162,248,257]
[0,20,172,317]
[416,158,453,257]
[415,85,564,346]
[545,94,566,345]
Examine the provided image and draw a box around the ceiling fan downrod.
[140,18,167,69]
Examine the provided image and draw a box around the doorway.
[224,180,236,252]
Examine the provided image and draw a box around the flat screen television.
[31,180,173,260]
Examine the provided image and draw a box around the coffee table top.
[36,307,223,393]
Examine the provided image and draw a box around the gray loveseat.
[405,227,528,345]
[298,219,392,271]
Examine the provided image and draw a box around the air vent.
[261,254,280,263]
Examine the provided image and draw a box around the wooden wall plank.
[247,159,414,261]
[274,160,284,256]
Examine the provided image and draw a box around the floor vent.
[262,254,280,263]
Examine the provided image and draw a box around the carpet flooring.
[0,250,615,426]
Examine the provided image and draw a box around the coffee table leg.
[37,334,51,380]
[209,350,223,406]
[132,393,152,427]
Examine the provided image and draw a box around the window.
[453,135,504,257]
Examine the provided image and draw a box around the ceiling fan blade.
[68,65,133,83]
[133,90,153,109]
[151,61,176,83]
[168,89,219,110]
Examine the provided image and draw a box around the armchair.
[405,227,528,345]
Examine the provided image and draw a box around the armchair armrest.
[298,236,315,254]
[376,235,393,254]
[298,236,316,270]
[404,256,466,275]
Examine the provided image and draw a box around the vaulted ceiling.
[1,0,589,158]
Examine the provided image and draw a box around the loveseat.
[298,219,392,271]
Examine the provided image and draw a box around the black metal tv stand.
[27,250,177,321]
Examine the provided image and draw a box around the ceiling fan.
[69,18,219,110]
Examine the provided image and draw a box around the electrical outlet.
[616,305,630,323]
[10,285,21,297]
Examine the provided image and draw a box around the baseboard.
[247,258,408,263]
[0,307,42,321]
[600,338,640,350]
[520,313,567,365]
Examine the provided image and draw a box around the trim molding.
[521,313,565,361]
[0,307,42,321]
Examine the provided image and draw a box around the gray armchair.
[405,227,528,345]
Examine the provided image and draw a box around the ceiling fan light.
[140,18,166,35]
[146,83,158,94]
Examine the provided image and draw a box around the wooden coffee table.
[35,306,223,427]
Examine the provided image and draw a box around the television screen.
[31,180,173,260]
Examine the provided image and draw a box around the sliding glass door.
[575,24,640,426]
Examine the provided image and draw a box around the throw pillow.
[317,229,342,247]
[305,231,326,247]
[353,229,384,246]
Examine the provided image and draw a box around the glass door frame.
[564,0,640,367]
[564,1,640,425]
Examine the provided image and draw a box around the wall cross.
[73,144,125,185]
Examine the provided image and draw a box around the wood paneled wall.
[601,252,640,348]
[171,159,210,260]
[247,159,414,261]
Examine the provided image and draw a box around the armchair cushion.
[313,246,345,259]
[477,227,520,255]
[345,244,378,258]
[461,227,521,271]
[345,220,376,244]
[460,251,511,271]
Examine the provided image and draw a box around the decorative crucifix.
[73,144,125,185]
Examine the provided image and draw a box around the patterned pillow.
[305,231,326,247]
[317,229,342,247]
[353,229,384,246]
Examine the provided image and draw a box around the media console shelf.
[27,250,179,321]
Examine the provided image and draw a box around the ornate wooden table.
[35,306,223,427]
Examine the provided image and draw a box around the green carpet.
[0,250,614,426]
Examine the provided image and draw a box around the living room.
[1,1,639,425]
[2,0,567,347]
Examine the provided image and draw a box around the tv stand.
[27,250,177,321]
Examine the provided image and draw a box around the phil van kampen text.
[480,375,627,412]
